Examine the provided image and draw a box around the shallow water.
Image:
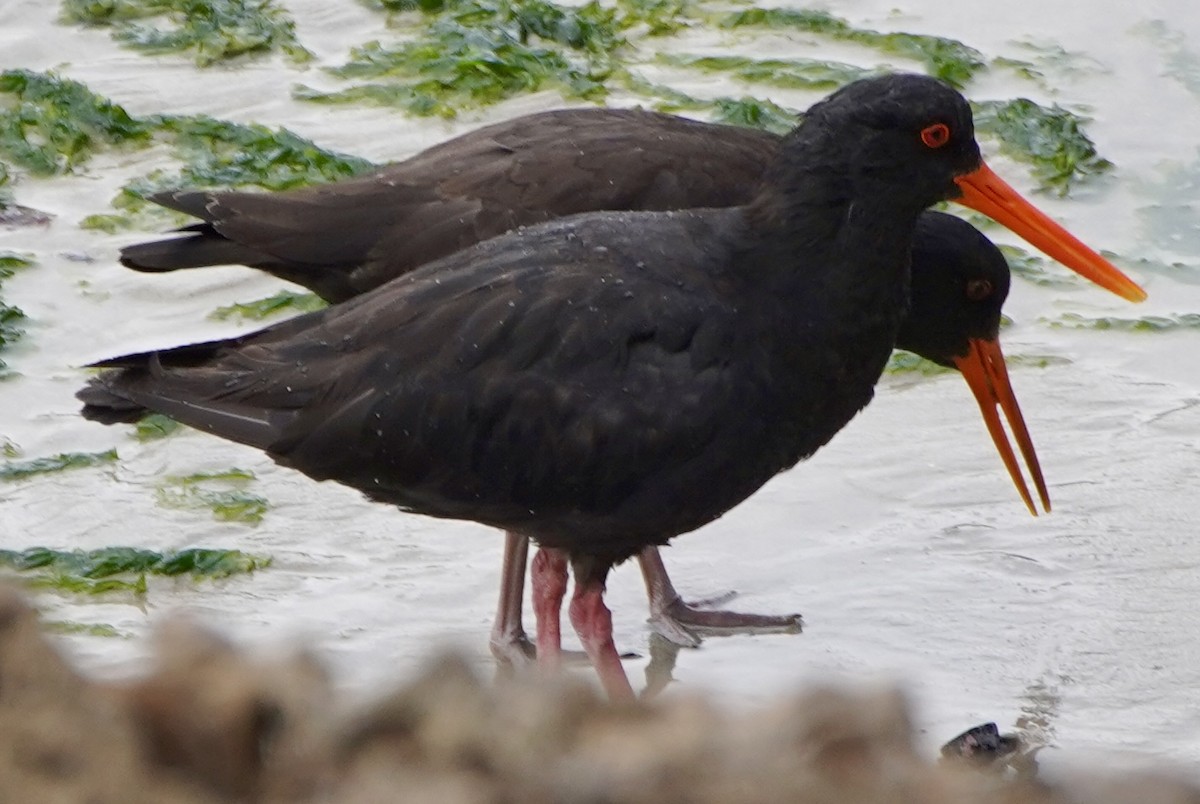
[2,0,1200,770]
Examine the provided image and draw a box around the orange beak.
[955,163,1147,303]
[953,338,1050,516]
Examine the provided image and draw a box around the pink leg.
[639,546,802,646]
[489,531,536,667]
[568,559,635,702]
[531,547,569,674]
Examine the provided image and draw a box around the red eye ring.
[965,278,993,301]
[921,123,951,149]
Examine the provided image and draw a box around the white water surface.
[2,0,1200,770]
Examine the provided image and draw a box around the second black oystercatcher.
[635,211,1043,646]
[80,75,1143,699]
[122,107,1047,654]
[499,210,1044,655]
[119,108,780,303]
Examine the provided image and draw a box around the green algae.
[0,15,1114,248]
[1004,354,1072,369]
[0,71,370,206]
[0,299,27,376]
[655,53,875,92]
[997,244,1084,289]
[0,161,11,206]
[708,96,797,135]
[994,39,1107,90]
[611,0,695,36]
[1103,252,1199,287]
[134,413,182,441]
[298,0,622,117]
[0,252,34,377]
[0,70,374,230]
[84,115,374,231]
[1134,20,1200,100]
[972,99,1112,196]
[717,8,986,89]
[621,73,798,135]
[160,115,374,191]
[0,69,153,176]
[209,290,328,321]
[1046,313,1200,332]
[885,350,953,376]
[0,546,272,596]
[156,468,269,524]
[60,0,312,66]
[886,349,1069,377]
[43,620,130,638]
[0,449,119,481]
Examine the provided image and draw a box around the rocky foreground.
[0,587,1195,803]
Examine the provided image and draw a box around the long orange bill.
[953,337,1050,516]
[955,162,1147,303]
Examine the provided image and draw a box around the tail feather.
[77,345,290,451]
[119,230,272,273]
[77,379,149,424]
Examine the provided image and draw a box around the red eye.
[966,278,993,301]
[921,123,951,149]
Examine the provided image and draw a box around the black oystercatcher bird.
[121,107,1048,653]
[638,212,1047,647]
[119,108,780,304]
[82,75,1144,699]
[120,107,801,655]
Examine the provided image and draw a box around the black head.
[779,74,983,214]
[898,212,1011,366]
[898,212,1049,517]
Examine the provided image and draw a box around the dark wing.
[119,109,780,301]
[86,209,776,555]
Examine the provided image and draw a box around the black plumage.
[120,101,1036,653]
[87,75,978,554]
[121,109,778,303]
[82,75,1138,697]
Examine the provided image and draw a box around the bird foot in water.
[648,595,804,648]
[490,629,636,670]
[489,628,537,670]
